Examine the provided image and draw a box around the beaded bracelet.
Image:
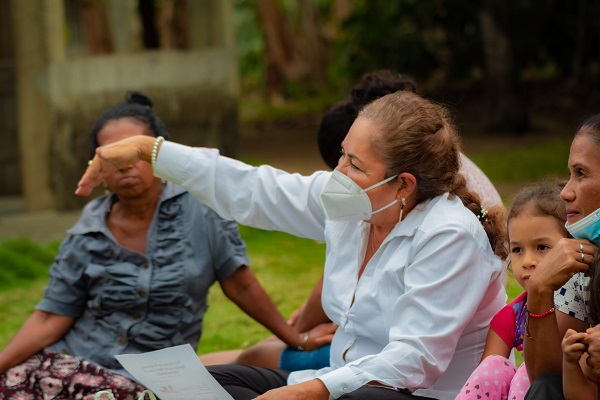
[151,136,165,168]
[524,304,556,339]
[528,306,555,318]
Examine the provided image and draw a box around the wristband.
[297,331,310,351]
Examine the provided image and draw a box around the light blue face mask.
[565,207,600,246]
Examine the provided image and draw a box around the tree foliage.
[234,0,600,134]
[236,0,600,94]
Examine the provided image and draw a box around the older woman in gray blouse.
[0,92,330,400]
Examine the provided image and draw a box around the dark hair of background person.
[574,114,600,325]
[89,91,169,157]
[317,70,417,169]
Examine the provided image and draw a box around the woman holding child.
[78,91,508,399]
[524,114,600,399]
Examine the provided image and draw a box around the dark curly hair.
[89,91,169,157]
[317,70,417,169]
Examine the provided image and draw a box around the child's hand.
[563,328,588,365]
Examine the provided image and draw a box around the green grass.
[0,227,326,353]
[197,226,325,354]
[469,138,571,183]
[0,227,522,356]
[239,92,342,124]
[0,238,59,289]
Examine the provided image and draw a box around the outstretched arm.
[0,310,74,373]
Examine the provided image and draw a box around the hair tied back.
[476,207,489,222]
[126,91,153,109]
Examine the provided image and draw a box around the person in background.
[318,70,503,209]
[200,70,505,372]
[77,90,508,399]
[0,92,332,399]
[455,182,568,399]
[522,114,600,399]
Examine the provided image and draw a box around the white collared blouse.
[155,142,506,400]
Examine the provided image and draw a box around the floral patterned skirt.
[0,349,146,400]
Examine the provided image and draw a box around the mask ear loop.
[399,197,406,223]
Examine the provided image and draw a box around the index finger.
[75,155,104,196]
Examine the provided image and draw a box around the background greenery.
[235,0,600,97]
[0,226,523,354]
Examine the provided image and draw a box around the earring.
[399,197,406,223]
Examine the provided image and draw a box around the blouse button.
[118,336,127,346]
[342,385,348,392]
[142,260,149,268]
[138,290,147,298]
[133,313,142,320]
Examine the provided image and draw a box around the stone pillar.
[185,0,240,158]
[106,0,142,53]
[11,0,65,210]
[188,0,235,50]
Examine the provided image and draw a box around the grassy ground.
[0,228,523,355]
[0,229,326,353]
[197,226,325,354]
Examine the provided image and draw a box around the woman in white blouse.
[77,91,508,400]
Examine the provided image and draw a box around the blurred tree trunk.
[479,0,529,134]
[256,0,329,104]
[157,0,189,49]
[571,0,587,83]
[81,0,113,54]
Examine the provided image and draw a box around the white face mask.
[565,207,600,246]
[319,170,398,221]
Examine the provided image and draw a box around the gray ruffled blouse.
[38,182,249,372]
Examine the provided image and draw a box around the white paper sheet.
[115,344,234,400]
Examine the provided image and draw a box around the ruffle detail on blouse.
[128,192,196,350]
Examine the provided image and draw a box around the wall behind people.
[8,0,239,211]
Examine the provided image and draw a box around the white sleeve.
[154,141,328,241]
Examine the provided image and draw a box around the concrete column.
[188,0,235,50]
[187,0,238,94]
[106,0,142,53]
[11,0,65,210]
